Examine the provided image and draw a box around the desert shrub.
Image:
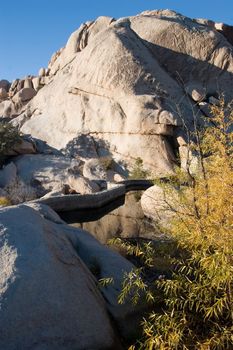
[130,157,150,179]
[5,179,37,204]
[0,196,11,207]
[99,155,113,170]
[119,100,233,349]
[0,121,21,155]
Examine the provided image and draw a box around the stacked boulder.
[10,10,233,177]
[0,67,53,119]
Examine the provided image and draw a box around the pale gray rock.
[130,12,233,100]
[38,67,46,76]
[194,18,215,28]
[9,79,19,92]
[32,77,41,91]
[68,174,100,194]
[63,134,98,159]
[0,204,121,350]
[12,154,87,195]
[186,83,206,102]
[141,184,177,227]
[23,78,33,89]
[65,219,143,339]
[106,170,126,182]
[12,87,37,103]
[4,178,38,204]
[15,11,233,176]
[215,22,233,45]
[83,158,108,180]
[0,100,16,118]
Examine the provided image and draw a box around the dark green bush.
[0,122,21,155]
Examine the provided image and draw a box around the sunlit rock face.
[12,10,233,175]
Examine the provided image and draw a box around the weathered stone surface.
[141,184,177,227]
[65,217,143,339]
[38,67,46,76]
[0,204,121,350]
[32,77,41,91]
[0,162,17,187]
[215,22,233,45]
[23,78,33,89]
[186,83,206,102]
[68,174,100,194]
[0,100,16,118]
[130,11,233,100]
[12,87,37,103]
[13,154,81,194]
[4,178,38,204]
[63,134,98,159]
[83,158,108,180]
[12,10,233,176]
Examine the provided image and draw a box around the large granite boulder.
[10,10,233,177]
[0,204,125,350]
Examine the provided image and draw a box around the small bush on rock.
[130,157,150,179]
[0,121,21,155]
[0,196,11,207]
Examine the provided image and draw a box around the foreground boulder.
[0,204,122,350]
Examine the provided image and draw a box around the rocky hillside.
[1,9,233,176]
[1,9,233,350]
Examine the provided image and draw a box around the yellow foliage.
[0,196,11,207]
[119,100,233,350]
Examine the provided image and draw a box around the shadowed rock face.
[12,10,233,175]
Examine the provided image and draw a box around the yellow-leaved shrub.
[118,100,233,350]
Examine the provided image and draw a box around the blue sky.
[1,0,233,81]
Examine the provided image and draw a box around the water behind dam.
[70,191,163,244]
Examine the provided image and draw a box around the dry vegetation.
[116,100,233,350]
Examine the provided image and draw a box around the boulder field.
[1,9,233,350]
[1,10,233,176]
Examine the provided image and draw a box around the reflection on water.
[72,192,162,244]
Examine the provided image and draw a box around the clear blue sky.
[1,0,233,81]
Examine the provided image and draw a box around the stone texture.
[10,10,233,176]
[32,76,41,91]
[12,154,82,195]
[0,204,121,350]
[38,67,46,76]
[83,158,108,180]
[68,174,100,194]
[12,87,36,103]
[141,184,177,227]
[186,83,206,102]
[23,78,33,89]
[0,100,16,118]
[0,162,17,188]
